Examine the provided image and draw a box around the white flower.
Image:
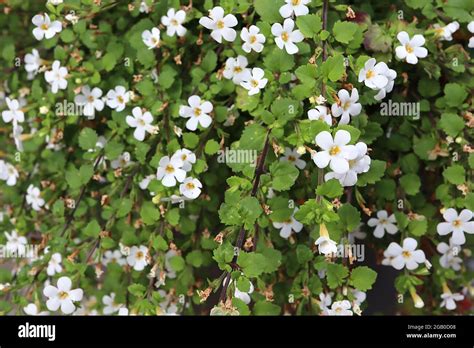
[171,149,196,172]
[101,250,126,266]
[318,292,332,314]
[358,58,389,90]
[43,276,84,314]
[374,67,396,101]
[437,209,473,245]
[434,21,459,41]
[307,106,332,126]
[5,230,27,254]
[106,86,130,112]
[395,31,428,64]
[325,142,370,187]
[271,18,304,55]
[331,88,362,125]
[240,67,268,95]
[179,177,202,199]
[32,13,62,40]
[199,6,237,43]
[65,13,79,24]
[25,49,42,79]
[235,280,254,305]
[139,174,156,190]
[437,240,462,271]
[74,85,104,118]
[156,156,186,187]
[24,303,49,316]
[126,107,154,141]
[367,210,398,238]
[327,300,353,316]
[272,207,303,239]
[440,290,464,311]
[126,245,150,271]
[111,152,132,169]
[2,97,25,124]
[179,95,213,131]
[279,0,310,17]
[139,1,150,13]
[280,148,306,169]
[468,21,474,48]
[161,9,187,37]
[142,27,161,49]
[48,0,63,5]
[383,237,426,270]
[118,307,129,315]
[44,60,68,94]
[47,253,62,276]
[352,289,366,306]
[223,56,251,84]
[312,130,357,174]
[0,161,19,186]
[12,121,23,153]
[26,184,45,211]
[315,224,338,255]
[102,293,124,315]
[240,25,265,53]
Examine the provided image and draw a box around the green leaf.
[204,139,220,155]
[264,47,295,72]
[270,161,299,191]
[400,173,421,196]
[84,220,101,237]
[186,250,204,268]
[237,252,267,277]
[254,0,284,22]
[296,14,322,38]
[408,218,428,237]
[296,245,313,264]
[321,54,345,82]
[332,20,359,44]
[253,301,281,315]
[326,263,349,289]
[316,179,343,198]
[78,128,98,150]
[356,160,386,186]
[349,266,377,291]
[140,202,160,225]
[438,113,465,137]
[444,83,468,107]
[168,255,185,272]
[443,164,465,185]
[338,204,361,232]
[128,283,146,297]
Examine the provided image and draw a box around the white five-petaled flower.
[315,224,338,255]
[25,49,42,79]
[179,177,202,199]
[24,303,49,316]
[436,208,473,245]
[240,67,268,95]
[47,252,63,276]
[279,0,310,18]
[43,276,84,314]
[111,152,132,169]
[0,161,19,186]
[2,97,25,124]
[327,300,353,316]
[240,25,265,53]
[199,6,237,43]
[318,292,333,314]
[102,293,124,315]
[179,95,213,131]
[223,56,251,84]
[161,9,187,37]
[280,148,306,170]
[324,142,371,187]
[127,245,150,271]
[142,27,161,49]
[374,67,396,101]
[171,149,196,172]
[32,13,62,41]
[383,237,426,270]
[308,106,332,126]
[440,288,464,311]
[139,1,150,13]
[126,107,155,141]
[331,88,362,125]
[272,207,303,239]
[433,21,459,41]
[271,18,304,55]
[106,86,130,112]
[468,21,474,48]
[358,58,389,90]
[232,278,254,305]
[26,184,45,211]
[367,210,398,238]
[101,249,126,266]
[5,230,27,254]
[395,31,428,65]
[74,85,104,118]
[436,240,462,271]
[44,60,68,94]
[156,156,186,187]
[312,130,357,174]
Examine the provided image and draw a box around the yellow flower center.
[405,44,414,53]
[165,165,175,174]
[186,182,195,190]
[87,95,94,103]
[171,19,178,26]
[181,154,187,161]
[117,96,124,103]
[365,69,375,79]
[281,32,289,42]
[194,107,202,116]
[435,28,444,36]
[402,251,412,259]
[292,0,301,5]
[217,20,225,29]
[41,24,49,30]
[234,66,242,73]
[329,146,341,156]
[453,219,461,227]
[136,251,144,259]
[59,291,69,300]
[138,118,146,126]
[288,155,296,162]
[380,218,387,224]
[251,80,259,88]
[343,101,351,110]
[250,35,257,44]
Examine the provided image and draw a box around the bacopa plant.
[0,0,472,316]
